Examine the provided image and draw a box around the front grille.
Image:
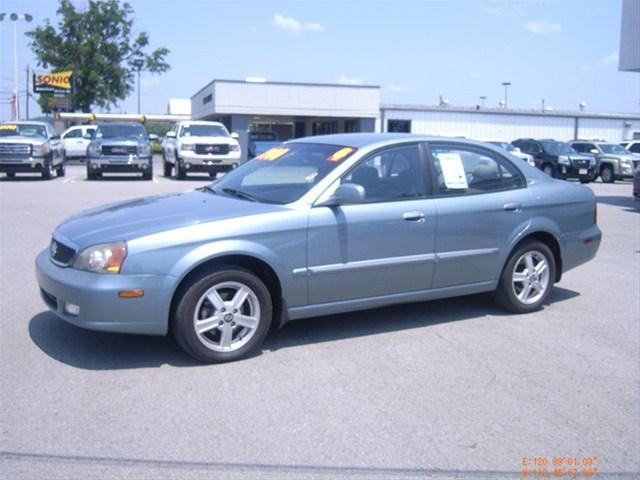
[571,159,591,168]
[195,144,229,155]
[0,143,31,156]
[102,145,137,155]
[50,238,76,266]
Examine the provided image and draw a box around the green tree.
[27,0,170,113]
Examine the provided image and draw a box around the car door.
[62,128,84,157]
[426,142,530,288]
[306,143,436,305]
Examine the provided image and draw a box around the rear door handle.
[503,202,522,212]
[403,211,425,222]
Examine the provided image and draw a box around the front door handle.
[403,211,425,222]
[503,202,522,212]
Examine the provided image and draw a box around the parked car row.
[484,137,640,184]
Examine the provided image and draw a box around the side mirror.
[590,149,599,154]
[83,133,93,140]
[317,183,365,206]
[166,131,176,139]
[513,147,522,153]
[230,132,240,139]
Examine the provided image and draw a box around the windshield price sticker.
[0,124,18,130]
[256,147,290,162]
[436,152,468,189]
[520,455,599,477]
[327,147,356,162]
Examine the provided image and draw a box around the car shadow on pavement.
[596,195,640,213]
[29,287,579,370]
[265,287,579,352]
[0,176,60,182]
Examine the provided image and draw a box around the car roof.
[177,120,225,126]
[95,122,145,127]
[289,133,502,150]
[1,120,50,127]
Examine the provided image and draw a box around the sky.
[0,0,638,120]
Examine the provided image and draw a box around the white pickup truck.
[162,121,241,179]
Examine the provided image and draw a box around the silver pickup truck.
[0,121,65,179]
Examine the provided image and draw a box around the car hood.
[95,137,147,145]
[0,136,46,145]
[179,136,237,145]
[54,189,287,248]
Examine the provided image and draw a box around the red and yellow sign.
[33,71,74,94]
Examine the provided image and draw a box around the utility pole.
[501,82,511,109]
[25,65,29,119]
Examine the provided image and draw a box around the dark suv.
[512,138,596,182]
[86,123,152,180]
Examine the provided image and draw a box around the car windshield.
[540,141,577,155]
[488,141,515,152]
[600,144,629,154]
[180,124,228,137]
[96,124,147,140]
[211,143,357,204]
[0,123,47,138]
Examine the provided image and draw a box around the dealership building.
[190,78,640,162]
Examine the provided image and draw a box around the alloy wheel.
[511,251,550,305]
[192,281,261,352]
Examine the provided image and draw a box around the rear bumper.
[35,249,170,335]
[560,225,602,274]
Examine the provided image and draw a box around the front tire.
[176,157,186,180]
[56,162,66,177]
[600,165,614,183]
[41,159,54,180]
[172,266,273,363]
[542,163,554,177]
[163,159,172,177]
[495,240,555,314]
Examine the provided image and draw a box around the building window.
[387,119,411,133]
[203,94,212,104]
[344,119,359,133]
[312,121,338,136]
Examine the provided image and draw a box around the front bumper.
[35,249,170,335]
[0,157,49,173]
[179,151,241,171]
[88,155,152,173]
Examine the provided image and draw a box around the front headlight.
[558,155,571,165]
[138,144,151,156]
[180,143,195,151]
[88,143,101,156]
[229,143,240,152]
[73,241,127,274]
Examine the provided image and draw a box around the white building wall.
[577,117,640,141]
[384,109,576,141]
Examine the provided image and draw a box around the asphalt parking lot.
[0,157,638,480]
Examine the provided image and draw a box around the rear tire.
[495,240,555,314]
[172,266,273,363]
[600,165,614,183]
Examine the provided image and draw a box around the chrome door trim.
[293,247,499,277]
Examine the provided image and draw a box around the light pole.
[479,96,487,108]
[501,82,511,109]
[0,12,33,120]
[132,59,144,114]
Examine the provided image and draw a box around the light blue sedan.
[36,134,601,363]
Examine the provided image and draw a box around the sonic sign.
[33,71,74,94]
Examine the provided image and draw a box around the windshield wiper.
[222,188,259,202]
[199,185,218,194]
